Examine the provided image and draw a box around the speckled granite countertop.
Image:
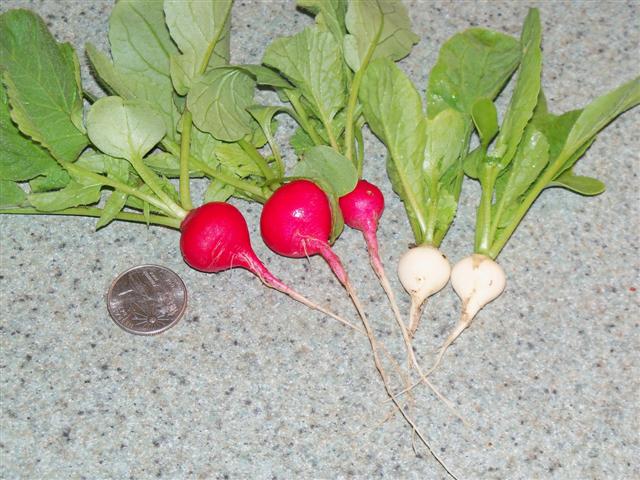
[1,1,638,479]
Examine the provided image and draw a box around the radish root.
[427,311,472,376]
[408,297,423,338]
[344,280,458,478]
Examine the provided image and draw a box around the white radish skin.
[398,245,452,337]
[428,254,506,374]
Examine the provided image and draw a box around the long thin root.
[366,235,463,423]
[426,312,472,377]
[344,280,458,479]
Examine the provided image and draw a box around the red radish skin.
[339,179,385,278]
[260,179,348,284]
[339,179,384,232]
[180,202,359,332]
[339,179,386,278]
[260,181,457,475]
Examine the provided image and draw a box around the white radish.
[428,254,506,374]
[398,244,452,337]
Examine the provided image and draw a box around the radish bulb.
[429,254,506,374]
[179,202,359,332]
[397,245,452,337]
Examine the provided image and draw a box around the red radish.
[339,179,384,233]
[180,201,358,331]
[260,179,348,284]
[260,181,459,471]
[339,181,463,423]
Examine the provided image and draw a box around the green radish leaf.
[433,189,457,242]
[28,180,102,211]
[86,97,166,160]
[212,143,263,177]
[28,165,70,192]
[90,0,180,139]
[125,177,179,213]
[246,105,284,174]
[493,127,549,228]
[108,0,176,87]
[246,105,285,137]
[292,145,358,197]
[526,88,554,122]
[343,0,419,71]
[426,28,520,118]
[327,188,345,243]
[76,151,132,178]
[532,109,582,163]
[235,65,293,89]
[0,180,26,207]
[144,151,204,178]
[0,84,60,182]
[164,0,233,95]
[463,147,483,180]
[422,109,466,243]
[532,108,597,180]
[263,27,346,128]
[556,76,640,169]
[189,125,221,163]
[0,10,87,161]
[360,58,428,243]
[471,98,499,148]
[291,127,315,155]
[188,68,256,142]
[86,44,179,142]
[548,170,605,196]
[298,0,347,43]
[488,9,542,167]
[204,178,235,203]
[554,138,596,178]
[96,190,128,229]
[423,109,466,191]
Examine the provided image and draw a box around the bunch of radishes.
[2,2,638,478]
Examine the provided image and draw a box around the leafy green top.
[359,27,520,246]
[465,9,640,258]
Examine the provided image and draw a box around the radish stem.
[162,139,268,202]
[344,10,383,165]
[62,162,178,218]
[0,207,182,229]
[178,109,194,210]
[238,139,276,181]
[285,91,324,146]
[129,153,187,219]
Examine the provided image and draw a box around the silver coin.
[107,265,187,335]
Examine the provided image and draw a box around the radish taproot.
[180,201,359,332]
[397,245,452,338]
[338,182,452,386]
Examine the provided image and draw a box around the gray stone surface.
[1,1,638,479]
